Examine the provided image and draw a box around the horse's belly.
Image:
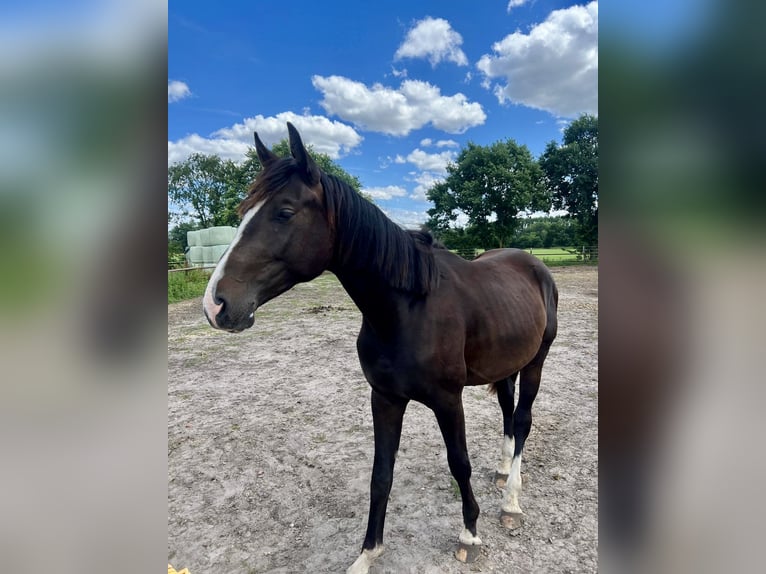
[464,329,544,384]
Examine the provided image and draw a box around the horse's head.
[203,123,334,332]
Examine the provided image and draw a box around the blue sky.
[169,0,598,228]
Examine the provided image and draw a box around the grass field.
[168,268,210,304]
[456,247,597,265]
[525,247,596,265]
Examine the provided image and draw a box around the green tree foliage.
[513,216,580,249]
[540,114,598,246]
[167,221,199,268]
[168,221,199,254]
[426,140,549,248]
[168,154,243,227]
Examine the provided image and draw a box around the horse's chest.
[356,330,464,399]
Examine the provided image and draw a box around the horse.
[203,123,558,573]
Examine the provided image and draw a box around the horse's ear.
[253,131,278,168]
[287,122,320,185]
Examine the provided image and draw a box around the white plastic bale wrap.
[187,246,205,265]
[207,226,236,245]
[186,230,201,247]
[210,245,228,263]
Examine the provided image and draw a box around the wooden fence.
[169,247,598,271]
[453,246,598,263]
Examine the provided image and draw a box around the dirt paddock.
[168,266,597,573]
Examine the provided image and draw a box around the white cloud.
[419,137,458,149]
[394,17,468,67]
[507,0,530,12]
[168,134,249,165]
[409,171,444,202]
[391,147,456,201]
[379,208,429,229]
[212,112,362,158]
[477,1,598,118]
[168,112,363,165]
[168,80,191,103]
[362,185,407,201]
[312,75,485,136]
[391,66,408,78]
[399,148,456,173]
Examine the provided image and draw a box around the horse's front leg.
[347,389,408,574]
[433,394,482,563]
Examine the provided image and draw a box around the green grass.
[452,246,597,265]
[168,268,210,303]
[524,247,597,265]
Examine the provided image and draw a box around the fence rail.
[453,246,598,263]
[167,265,215,273]
[169,247,598,271]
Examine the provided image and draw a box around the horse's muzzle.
[204,297,255,332]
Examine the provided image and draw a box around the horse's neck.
[332,267,407,338]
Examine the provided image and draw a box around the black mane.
[322,171,440,295]
[238,157,439,295]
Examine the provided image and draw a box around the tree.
[540,114,598,246]
[168,154,242,227]
[513,216,580,248]
[167,221,199,268]
[426,140,549,248]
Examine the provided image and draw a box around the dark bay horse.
[203,123,558,573]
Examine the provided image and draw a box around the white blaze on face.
[203,201,264,328]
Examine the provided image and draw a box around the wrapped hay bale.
[207,226,236,245]
[202,246,216,265]
[210,244,228,263]
[186,230,201,247]
[187,246,205,265]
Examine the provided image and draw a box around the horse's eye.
[276,209,294,222]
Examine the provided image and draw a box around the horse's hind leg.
[494,373,518,489]
[501,347,549,530]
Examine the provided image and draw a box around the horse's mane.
[239,158,440,295]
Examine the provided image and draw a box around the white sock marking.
[203,201,264,327]
[346,545,383,574]
[458,528,482,546]
[497,435,515,475]
[502,454,523,514]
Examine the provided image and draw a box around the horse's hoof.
[500,510,524,530]
[494,471,508,489]
[455,542,482,563]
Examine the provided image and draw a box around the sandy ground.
[168,266,597,573]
